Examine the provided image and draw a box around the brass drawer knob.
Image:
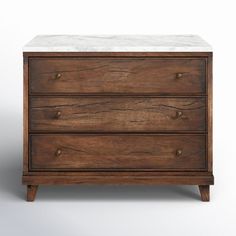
[176,110,183,118]
[176,149,183,156]
[55,73,62,79]
[55,149,62,157]
[171,110,184,120]
[176,73,183,79]
[55,111,61,119]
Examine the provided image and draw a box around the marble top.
[23,35,212,52]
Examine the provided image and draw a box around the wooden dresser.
[22,35,213,201]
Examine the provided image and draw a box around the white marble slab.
[23,35,212,52]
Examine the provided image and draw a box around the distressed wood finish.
[23,57,29,172]
[30,97,206,132]
[30,134,206,170]
[27,185,38,201]
[23,50,213,201]
[199,185,210,201]
[29,58,206,95]
[207,54,213,172]
[25,171,213,176]
[23,175,213,185]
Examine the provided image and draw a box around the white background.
[0,0,235,235]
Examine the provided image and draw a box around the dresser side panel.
[23,56,29,173]
[207,53,213,172]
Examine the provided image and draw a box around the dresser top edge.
[23,35,212,52]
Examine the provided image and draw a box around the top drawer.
[29,58,206,95]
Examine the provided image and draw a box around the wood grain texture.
[22,175,214,185]
[29,58,206,94]
[30,97,206,132]
[25,171,214,176]
[23,51,213,201]
[23,56,29,172]
[27,185,38,201]
[199,185,210,201]
[207,54,213,172]
[30,134,206,170]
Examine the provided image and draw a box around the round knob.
[55,111,61,119]
[55,149,62,157]
[176,73,183,79]
[176,149,183,156]
[176,111,183,118]
[55,73,62,79]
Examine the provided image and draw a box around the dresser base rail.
[23,174,213,201]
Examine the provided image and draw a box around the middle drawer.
[30,97,206,132]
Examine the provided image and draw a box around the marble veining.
[23,35,212,52]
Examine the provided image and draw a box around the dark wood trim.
[23,52,212,57]
[29,133,207,136]
[23,56,29,172]
[23,171,213,176]
[29,131,207,135]
[23,175,214,185]
[29,168,208,172]
[207,53,213,172]
[29,93,208,97]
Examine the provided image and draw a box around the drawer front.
[30,97,206,132]
[29,58,206,94]
[30,135,206,170]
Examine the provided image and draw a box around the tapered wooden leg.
[27,185,38,202]
[199,185,210,202]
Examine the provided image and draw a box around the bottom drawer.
[30,134,206,171]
